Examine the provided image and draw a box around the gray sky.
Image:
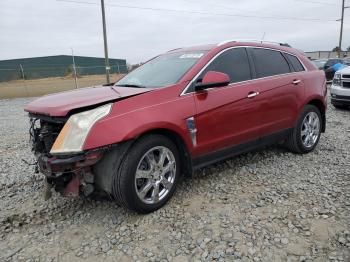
[1,0,349,63]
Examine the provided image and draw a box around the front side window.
[251,48,291,78]
[115,51,207,88]
[198,48,252,84]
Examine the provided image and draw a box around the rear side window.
[285,53,305,72]
[199,48,251,84]
[251,48,291,78]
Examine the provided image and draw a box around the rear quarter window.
[285,54,305,72]
[251,48,291,78]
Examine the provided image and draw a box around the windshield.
[115,51,207,88]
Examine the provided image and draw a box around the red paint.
[24,85,151,116]
[25,41,326,159]
[202,71,230,85]
[63,174,80,197]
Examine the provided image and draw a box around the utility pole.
[117,63,120,74]
[338,0,345,58]
[71,48,78,89]
[100,0,110,84]
[19,64,25,80]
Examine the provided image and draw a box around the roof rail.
[217,39,290,47]
[167,47,183,52]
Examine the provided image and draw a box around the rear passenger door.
[247,48,305,137]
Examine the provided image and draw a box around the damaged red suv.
[25,40,327,213]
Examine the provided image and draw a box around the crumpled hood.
[24,85,152,117]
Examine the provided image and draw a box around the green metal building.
[0,55,127,82]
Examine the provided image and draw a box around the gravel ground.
[0,95,349,262]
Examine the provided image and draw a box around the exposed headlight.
[333,73,341,86]
[50,103,112,154]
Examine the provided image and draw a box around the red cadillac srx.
[25,40,327,213]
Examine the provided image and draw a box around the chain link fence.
[0,56,128,82]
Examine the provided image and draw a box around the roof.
[167,39,301,56]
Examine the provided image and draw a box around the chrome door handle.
[247,91,259,98]
[293,79,301,85]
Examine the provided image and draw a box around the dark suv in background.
[323,58,345,81]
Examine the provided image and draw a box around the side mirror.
[195,71,230,91]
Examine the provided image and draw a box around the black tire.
[112,134,180,213]
[285,105,322,154]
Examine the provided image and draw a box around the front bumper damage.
[28,112,107,198]
[37,151,104,197]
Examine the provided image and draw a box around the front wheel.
[285,105,322,154]
[112,134,180,213]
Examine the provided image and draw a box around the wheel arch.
[306,99,326,132]
[138,128,194,177]
[93,126,194,197]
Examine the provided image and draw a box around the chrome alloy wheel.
[135,146,176,204]
[301,112,320,148]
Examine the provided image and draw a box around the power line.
[185,0,296,18]
[56,0,339,23]
[294,0,339,6]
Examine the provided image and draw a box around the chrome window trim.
[180,46,307,96]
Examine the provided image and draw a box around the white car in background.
[330,67,350,109]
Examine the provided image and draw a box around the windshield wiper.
[114,84,146,88]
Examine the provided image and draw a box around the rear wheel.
[112,134,180,213]
[285,105,322,154]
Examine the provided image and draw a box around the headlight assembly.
[332,73,341,86]
[50,103,112,154]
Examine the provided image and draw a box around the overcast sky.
[1,0,349,63]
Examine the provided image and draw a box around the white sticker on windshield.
[179,53,204,59]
